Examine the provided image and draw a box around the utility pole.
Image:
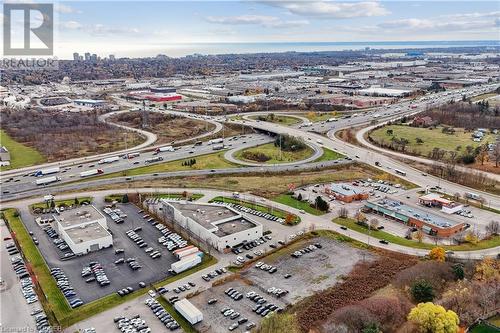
[141,100,149,129]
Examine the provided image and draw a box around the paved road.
[0,133,269,196]
[223,136,324,167]
[355,122,500,183]
[0,107,223,179]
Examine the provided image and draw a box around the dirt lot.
[187,236,373,333]
[241,237,374,303]
[109,112,216,144]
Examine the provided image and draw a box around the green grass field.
[301,112,340,122]
[0,130,46,170]
[30,197,93,210]
[370,125,497,157]
[2,208,217,328]
[210,196,300,224]
[333,217,500,251]
[77,151,238,181]
[249,114,302,126]
[313,148,345,162]
[273,193,325,216]
[155,193,204,200]
[234,143,314,164]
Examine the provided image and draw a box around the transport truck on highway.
[208,138,223,145]
[98,156,120,164]
[326,118,338,122]
[155,146,175,153]
[123,152,140,159]
[212,144,224,151]
[35,176,61,186]
[80,169,104,177]
[34,167,60,177]
[145,156,164,164]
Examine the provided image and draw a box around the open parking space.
[19,202,181,304]
[188,235,373,333]
[188,279,287,333]
[241,236,374,301]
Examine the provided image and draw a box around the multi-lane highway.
[0,133,271,196]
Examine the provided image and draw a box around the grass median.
[313,147,345,163]
[74,151,238,182]
[333,217,500,251]
[30,197,93,211]
[234,143,314,164]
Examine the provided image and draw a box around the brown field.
[1,109,145,162]
[109,112,216,144]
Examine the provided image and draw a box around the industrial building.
[52,205,113,255]
[160,200,262,252]
[357,87,413,97]
[73,99,105,107]
[324,183,369,203]
[364,198,466,237]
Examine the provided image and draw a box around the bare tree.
[369,218,379,230]
[338,207,349,218]
[486,220,499,236]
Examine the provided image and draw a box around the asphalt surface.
[0,133,270,195]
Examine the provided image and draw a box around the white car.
[148,290,156,298]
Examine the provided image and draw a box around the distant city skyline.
[7,0,499,59]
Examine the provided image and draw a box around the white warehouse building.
[160,200,262,252]
[53,205,113,255]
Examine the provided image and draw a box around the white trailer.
[80,169,104,177]
[208,138,223,145]
[34,167,60,177]
[155,146,174,153]
[98,156,120,164]
[36,176,61,186]
[174,299,203,325]
[212,144,224,151]
[171,253,201,274]
[174,246,199,259]
[326,118,338,122]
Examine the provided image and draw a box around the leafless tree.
[485,220,499,236]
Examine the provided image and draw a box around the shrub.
[411,279,435,302]
[428,247,446,262]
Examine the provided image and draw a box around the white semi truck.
[34,167,60,177]
[98,156,120,164]
[80,169,104,177]
[35,176,61,186]
[208,138,223,145]
[155,146,174,153]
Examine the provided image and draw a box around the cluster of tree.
[1,108,141,161]
[241,151,271,162]
[295,253,418,332]
[428,163,498,192]
[274,134,307,152]
[314,196,329,212]
[420,103,500,129]
[181,159,197,167]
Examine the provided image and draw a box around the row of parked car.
[30,307,52,333]
[156,224,188,251]
[246,291,284,315]
[50,267,83,308]
[103,207,127,224]
[201,267,228,282]
[255,261,278,274]
[82,261,110,286]
[220,306,252,331]
[212,201,287,224]
[144,298,180,331]
[173,281,196,294]
[126,229,149,249]
[20,276,38,305]
[114,314,151,333]
[224,287,244,301]
[231,235,272,254]
[291,242,322,258]
[266,286,289,298]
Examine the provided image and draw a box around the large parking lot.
[188,235,373,333]
[22,202,181,303]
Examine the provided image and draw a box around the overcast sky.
[4,1,499,58]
